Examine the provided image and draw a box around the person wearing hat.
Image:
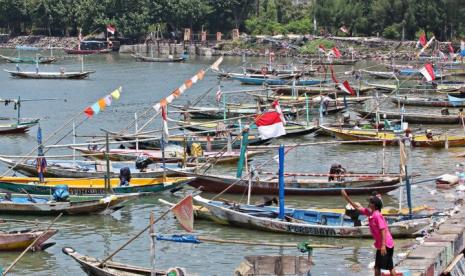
[341,189,396,276]
[425,129,433,140]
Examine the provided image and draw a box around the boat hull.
[175,171,400,195]
[5,70,94,79]
[356,109,461,124]
[0,229,57,251]
[194,196,429,238]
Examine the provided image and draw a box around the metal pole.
[305,93,310,126]
[135,113,139,151]
[278,144,285,220]
[236,129,249,178]
[222,93,226,122]
[105,132,110,194]
[149,212,156,276]
[72,121,76,166]
[405,165,412,218]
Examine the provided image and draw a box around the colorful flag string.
[84,87,122,118]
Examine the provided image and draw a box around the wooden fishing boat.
[64,48,111,55]
[0,229,57,251]
[0,176,194,196]
[320,126,465,147]
[5,70,95,79]
[70,146,264,164]
[0,54,57,64]
[194,195,430,238]
[175,120,318,138]
[390,97,465,107]
[0,119,39,134]
[231,75,324,86]
[247,92,371,106]
[355,109,462,124]
[304,59,357,66]
[220,72,299,80]
[110,132,271,150]
[366,81,465,93]
[63,247,186,276]
[0,157,196,178]
[0,193,132,215]
[131,53,186,62]
[171,103,299,119]
[270,84,375,95]
[169,170,401,196]
[447,93,465,105]
[361,69,451,79]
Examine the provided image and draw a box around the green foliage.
[0,0,464,41]
[382,24,401,39]
[299,39,334,54]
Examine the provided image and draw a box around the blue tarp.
[156,234,202,244]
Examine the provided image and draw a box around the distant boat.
[355,109,463,124]
[0,54,57,64]
[0,119,39,134]
[64,40,116,54]
[390,97,465,107]
[131,53,186,62]
[5,70,94,79]
[231,75,324,86]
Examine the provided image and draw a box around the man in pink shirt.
[342,190,396,276]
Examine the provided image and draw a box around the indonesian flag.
[318,44,326,54]
[419,63,435,82]
[418,34,427,47]
[255,111,286,139]
[339,26,349,34]
[161,105,169,140]
[106,25,116,35]
[330,47,341,58]
[338,80,355,96]
[170,195,194,232]
[216,86,222,103]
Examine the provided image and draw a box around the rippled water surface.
[0,50,462,275]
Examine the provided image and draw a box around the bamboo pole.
[3,213,62,275]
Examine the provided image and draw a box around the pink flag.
[170,195,194,232]
[419,63,435,82]
[331,47,341,58]
[255,111,286,139]
[106,25,116,35]
[338,80,356,96]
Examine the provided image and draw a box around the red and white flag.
[419,63,435,82]
[161,105,169,139]
[330,47,341,58]
[329,64,338,84]
[170,195,194,232]
[418,34,427,47]
[339,26,349,34]
[338,80,356,96]
[318,44,326,54]
[255,111,286,139]
[215,86,222,103]
[106,25,116,35]
[271,100,286,125]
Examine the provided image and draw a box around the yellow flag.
[111,87,121,100]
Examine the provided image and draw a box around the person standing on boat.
[341,190,396,276]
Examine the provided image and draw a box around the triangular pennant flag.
[170,195,194,232]
[84,107,94,118]
[111,88,121,100]
[98,98,106,109]
[91,102,101,115]
[104,95,112,106]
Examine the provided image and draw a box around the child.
[341,189,396,276]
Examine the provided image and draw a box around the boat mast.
[278,144,285,220]
[105,132,111,194]
[16,96,21,124]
